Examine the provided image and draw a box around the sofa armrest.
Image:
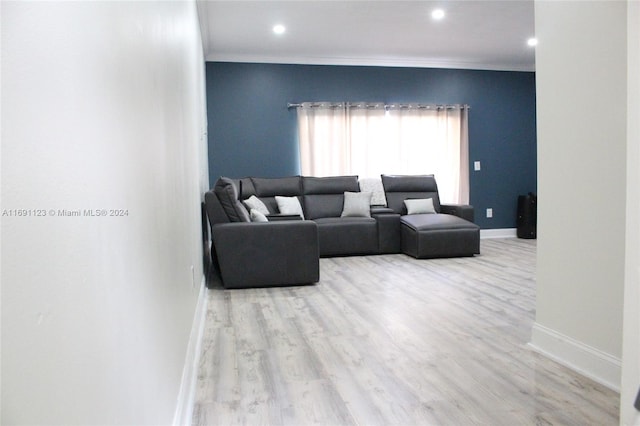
[266,214,302,221]
[374,213,401,253]
[441,204,475,223]
[212,221,319,288]
[370,206,395,216]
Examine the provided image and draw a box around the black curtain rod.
[287,102,470,110]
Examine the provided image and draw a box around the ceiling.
[197,0,536,72]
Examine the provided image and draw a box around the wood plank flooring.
[192,238,619,425]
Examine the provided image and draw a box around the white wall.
[1,1,208,424]
[532,0,627,390]
[621,0,640,423]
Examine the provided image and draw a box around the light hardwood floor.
[192,238,619,425]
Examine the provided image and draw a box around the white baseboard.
[173,277,208,426]
[529,322,621,392]
[480,228,517,239]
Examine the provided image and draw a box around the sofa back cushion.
[204,190,231,225]
[249,176,303,215]
[234,177,256,200]
[302,176,360,219]
[251,176,302,197]
[381,174,442,214]
[214,177,251,222]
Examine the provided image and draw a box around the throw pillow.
[275,196,305,219]
[341,191,372,217]
[243,195,270,215]
[250,209,268,222]
[358,177,388,206]
[214,177,250,222]
[404,198,436,215]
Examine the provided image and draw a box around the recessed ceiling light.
[527,37,538,47]
[273,24,286,35]
[431,9,445,20]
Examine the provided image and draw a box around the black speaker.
[517,193,537,239]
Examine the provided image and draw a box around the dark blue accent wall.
[206,62,536,229]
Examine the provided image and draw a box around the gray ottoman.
[400,214,480,259]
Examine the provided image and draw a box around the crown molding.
[205,53,535,72]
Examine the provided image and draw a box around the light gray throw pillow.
[275,196,305,219]
[341,191,372,217]
[244,195,270,215]
[250,209,268,222]
[404,198,436,215]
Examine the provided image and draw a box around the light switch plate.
[474,161,481,171]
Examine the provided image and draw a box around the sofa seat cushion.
[400,214,480,259]
[313,217,378,256]
[401,213,478,231]
[314,217,376,226]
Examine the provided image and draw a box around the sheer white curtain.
[297,103,469,204]
[297,103,350,177]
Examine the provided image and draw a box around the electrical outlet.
[486,208,493,218]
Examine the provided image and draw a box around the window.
[296,102,469,204]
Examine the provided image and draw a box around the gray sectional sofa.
[205,174,480,288]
